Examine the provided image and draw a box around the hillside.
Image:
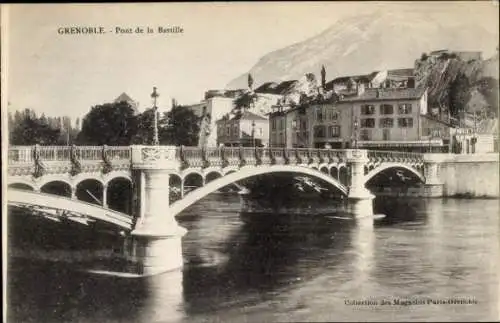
[415,51,499,121]
[226,10,497,90]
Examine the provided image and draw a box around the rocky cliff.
[415,50,499,121]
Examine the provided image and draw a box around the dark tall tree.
[76,101,138,145]
[449,73,470,119]
[159,105,200,146]
[321,65,326,90]
[233,92,258,112]
[248,73,254,90]
[132,108,155,144]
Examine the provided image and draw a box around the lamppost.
[251,120,256,147]
[151,87,159,146]
[353,117,359,149]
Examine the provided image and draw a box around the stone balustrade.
[8,145,427,180]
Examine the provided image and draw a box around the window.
[360,118,375,128]
[398,104,412,114]
[383,129,390,141]
[398,117,413,128]
[226,126,230,136]
[328,125,341,137]
[380,104,394,115]
[314,125,326,138]
[280,119,285,130]
[292,120,297,130]
[316,107,324,121]
[271,119,277,130]
[301,120,308,130]
[328,109,338,121]
[361,104,375,115]
[233,124,238,136]
[379,118,394,128]
[360,129,371,140]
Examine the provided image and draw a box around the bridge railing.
[367,150,424,162]
[8,146,132,164]
[8,146,33,163]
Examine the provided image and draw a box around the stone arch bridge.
[7,145,441,275]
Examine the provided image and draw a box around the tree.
[248,73,254,90]
[321,65,326,90]
[448,73,470,119]
[9,111,61,145]
[476,77,499,116]
[159,105,200,146]
[76,101,138,145]
[132,108,155,144]
[233,92,258,112]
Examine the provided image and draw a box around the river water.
[6,194,499,322]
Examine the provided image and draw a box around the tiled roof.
[232,110,268,121]
[254,80,298,95]
[340,87,426,102]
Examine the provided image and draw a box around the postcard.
[2,2,499,322]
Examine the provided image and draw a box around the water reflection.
[7,194,500,322]
[180,198,354,315]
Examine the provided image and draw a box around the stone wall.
[371,153,499,198]
[438,153,499,197]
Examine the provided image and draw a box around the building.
[269,85,456,152]
[324,68,416,95]
[114,92,140,115]
[339,86,454,151]
[216,110,269,147]
[185,94,239,148]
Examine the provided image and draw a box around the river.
[6,194,499,322]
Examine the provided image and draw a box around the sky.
[3,2,499,120]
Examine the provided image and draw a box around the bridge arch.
[72,174,104,189]
[363,163,425,186]
[222,166,239,175]
[180,169,204,181]
[330,166,338,179]
[106,176,133,214]
[76,178,104,205]
[339,166,349,186]
[40,180,72,198]
[169,165,349,217]
[205,171,222,184]
[8,182,36,191]
[36,175,72,190]
[103,171,132,186]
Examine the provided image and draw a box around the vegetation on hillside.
[415,51,499,121]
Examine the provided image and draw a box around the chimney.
[357,82,365,96]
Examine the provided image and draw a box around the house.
[114,92,140,115]
[338,86,455,151]
[268,84,455,152]
[216,110,269,147]
[185,95,238,148]
[324,68,415,94]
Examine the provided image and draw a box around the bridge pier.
[423,154,444,197]
[346,150,374,219]
[126,168,187,276]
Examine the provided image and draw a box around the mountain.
[226,10,498,90]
